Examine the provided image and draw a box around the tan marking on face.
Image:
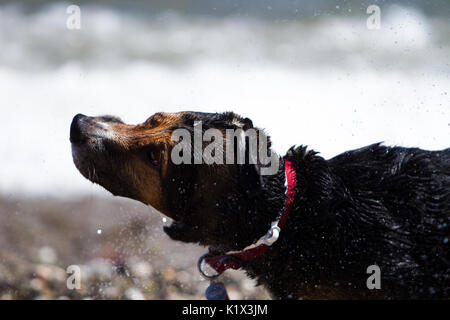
[112,113,185,215]
[71,112,186,219]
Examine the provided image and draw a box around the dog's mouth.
[71,144,99,185]
[70,114,141,199]
[162,218,227,250]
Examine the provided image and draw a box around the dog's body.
[70,111,450,299]
[243,144,450,299]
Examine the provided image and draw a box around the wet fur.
[71,111,450,299]
[163,116,450,299]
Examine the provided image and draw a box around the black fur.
[163,113,449,299]
[238,144,450,299]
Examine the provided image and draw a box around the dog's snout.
[70,113,88,144]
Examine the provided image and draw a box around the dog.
[70,111,450,299]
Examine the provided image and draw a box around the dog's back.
[327,143,450,298]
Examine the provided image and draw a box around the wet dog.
[70,111,450,299]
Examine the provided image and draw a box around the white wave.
[0,3,448,196]
[0,3,449,71]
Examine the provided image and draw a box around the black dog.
[70,111,450,299]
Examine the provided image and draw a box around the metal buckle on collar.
[197,221,282,280]
[263,221,281,246]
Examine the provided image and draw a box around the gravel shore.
[0,195,270,300]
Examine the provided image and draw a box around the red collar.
[198,158,297,279]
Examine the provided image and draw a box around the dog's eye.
[146,149,160,167]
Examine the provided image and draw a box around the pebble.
[38,246,57,264]
[163,267,177,281]
[125,287,145,300]
[131,261,153,279]
[35,264,66,282]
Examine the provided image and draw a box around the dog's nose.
[70,113,88,144]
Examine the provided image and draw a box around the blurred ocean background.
[0,0,449,196]
[0,0,448,299]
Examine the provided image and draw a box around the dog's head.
[70,111,281,251]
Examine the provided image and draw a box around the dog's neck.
[164,146,336,257]
[163,157,287,252]
[198,158,298,280]
[238,158,288,245]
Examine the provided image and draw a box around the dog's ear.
[237,126,267,196]
[239,163,261,196]
[242,117,253,131]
